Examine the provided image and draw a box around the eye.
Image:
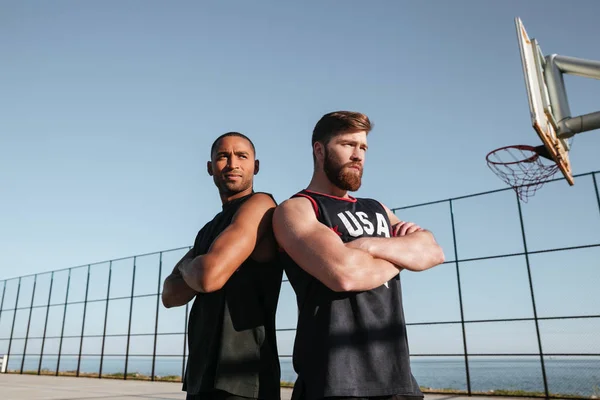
[239,155,247,159]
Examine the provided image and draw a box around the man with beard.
[162,132,282,400]
[273,111,445,400]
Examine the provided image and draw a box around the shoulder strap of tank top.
[291,190,319,218]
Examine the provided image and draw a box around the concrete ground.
[0,373,536,400]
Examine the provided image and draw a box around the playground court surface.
[0,373,540,400]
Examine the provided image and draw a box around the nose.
[350,146,363,162]
[226,156,240,170]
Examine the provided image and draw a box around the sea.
[7,355,600,397]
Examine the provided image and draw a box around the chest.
[315,199,391,241]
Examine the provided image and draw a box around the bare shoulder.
[273,196,315,224]
[278,196,312,210]
[247,192,277,208]
[234,193,277,218]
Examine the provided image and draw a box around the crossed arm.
[272,198,445,293]
[346,203,445,272]
[273,197,403,292]
[161,248,197,308]
[161,193,276,308]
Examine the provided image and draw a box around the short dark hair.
[312,111,373,147]
[210,132,256,157]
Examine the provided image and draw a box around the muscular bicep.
[273,198,357,290]
[203,194,276,280]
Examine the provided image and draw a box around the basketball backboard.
[515,17,574,185]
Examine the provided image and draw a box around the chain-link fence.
[1,171,599,398]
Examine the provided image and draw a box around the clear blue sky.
[1,1,600,360]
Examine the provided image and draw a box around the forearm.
[178,252,232,293]
[178,255,207,293]
[162,273,197,308]
[350,231,445,272]
[333,249,401,292]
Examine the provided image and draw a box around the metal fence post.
[99,261,113,379]
[20,275,38,373]
[38,272,54,375]
[6,277,23,372]
[0,280,6,339]
[76,265,91,377]
[182,302,189,381]
[124,256,137,380]
[449,199,471,395]
[593,173,600,217]
[151,252,163,381]
[56,270,72,375]
[515,193,549,398]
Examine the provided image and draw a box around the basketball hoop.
[486,145,560,202]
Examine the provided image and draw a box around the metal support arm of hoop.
[561,111,600,138]
[544,54,600,141]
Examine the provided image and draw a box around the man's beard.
[323,148,363,191]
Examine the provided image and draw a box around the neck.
[306,170,350,198]
[220,187,253,204]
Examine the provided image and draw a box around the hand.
[392,221,424,237]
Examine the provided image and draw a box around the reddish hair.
[312,111,373,147]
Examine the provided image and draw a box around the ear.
[313,142,325,162]
[207,161,213,176]
[254,159,260,175]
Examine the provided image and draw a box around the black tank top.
[183,192,282,400]
[281,190,423,400]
